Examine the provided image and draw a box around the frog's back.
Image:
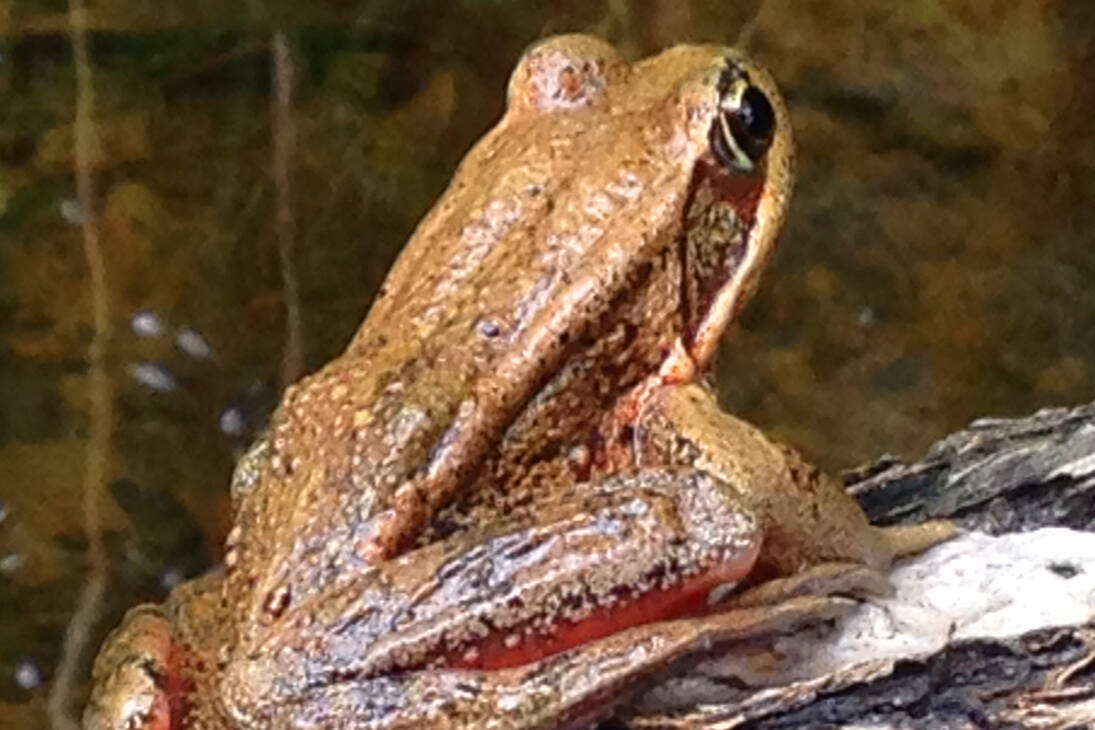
[222,36,743,643]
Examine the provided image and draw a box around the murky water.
[2,1,1093,726]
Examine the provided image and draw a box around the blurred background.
[2,0,1093,726]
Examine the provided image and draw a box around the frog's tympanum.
[85,35,953,730]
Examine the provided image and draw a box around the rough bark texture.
[617,402,1095,729]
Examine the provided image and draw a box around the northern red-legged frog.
[85,34,953,730]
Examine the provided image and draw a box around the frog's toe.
[879,519,960,558]
[83,605,183,730]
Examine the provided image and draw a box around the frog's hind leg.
[636,382,960,605]
[261,594,857,730]
[498,594,858,730]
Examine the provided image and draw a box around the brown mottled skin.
[85,36,953,730]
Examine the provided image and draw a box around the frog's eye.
[711,83,776,173]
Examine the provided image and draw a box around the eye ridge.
[715,60,747,97]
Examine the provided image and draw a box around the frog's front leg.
[224,468,863,730]
[634,381,956,597]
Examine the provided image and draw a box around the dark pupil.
[739,86,774,143]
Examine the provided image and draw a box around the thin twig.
[47,4,112,729]
[272,30,304,386]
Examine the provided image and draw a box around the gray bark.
[619,402,1095,730]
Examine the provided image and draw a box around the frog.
[84,34,953,730]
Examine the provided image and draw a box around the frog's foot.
[82,605,184,730]
[716,524,958,625]
[877,519,959,558]
[727,562,893,610]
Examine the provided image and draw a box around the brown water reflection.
[2,1,1093,726]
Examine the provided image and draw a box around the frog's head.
[504,35,793,376]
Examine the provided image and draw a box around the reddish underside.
[446,539,761,670]
[168,649,190,730]
[133,623,189,730]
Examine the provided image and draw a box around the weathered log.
[618,402,1095,729]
